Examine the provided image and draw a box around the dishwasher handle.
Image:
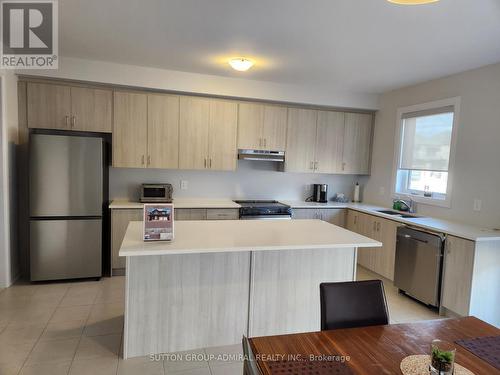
[398,233,428,244]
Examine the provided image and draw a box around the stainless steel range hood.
[238,149,285,162]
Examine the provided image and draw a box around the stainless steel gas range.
[233,200,292,220]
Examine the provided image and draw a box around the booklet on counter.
[143,204,174,241]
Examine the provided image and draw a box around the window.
[393,98,460,207]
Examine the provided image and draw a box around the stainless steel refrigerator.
[29,134,103,281]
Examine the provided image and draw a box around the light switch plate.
[180,180,188,190]
[473,199,482,212]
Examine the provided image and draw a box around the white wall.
[24,57,379,110]
[110,161,368,203]
[0,71,19,287]
[365,62,500,229]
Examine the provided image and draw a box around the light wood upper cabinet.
[147,94,179,169]
[238,103,263,150]
[179,97,210,170]
[27,82,112,132]
[442,236,475,316]
[285,108,317,172]
[315,111,344,173]
[27,82,71,129]
[208,100,238,171]
[70,87,112,133]
[179,97,237,171]
[238,103,287,151]
[113,92,148,168]
[342,113,373,175]
[262,105,287,151]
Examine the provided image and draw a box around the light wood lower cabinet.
[175,208,207,221]
[111,208,240,273]
[206,209,239,220]
[111,209,144,272]
[292,208,346,227]
[346,210,399,280]
[441,236,474,316]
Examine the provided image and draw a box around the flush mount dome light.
[228,58,254,71]
[387,0,438,4]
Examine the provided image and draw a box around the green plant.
[431,346,454,372]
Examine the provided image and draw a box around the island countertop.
[119,219,382,257]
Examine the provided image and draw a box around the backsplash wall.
[109,161,368,202]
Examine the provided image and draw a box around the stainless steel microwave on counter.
[140,184,173,203]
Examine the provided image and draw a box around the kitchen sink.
[377,210,404,215]
[376,210,420,219]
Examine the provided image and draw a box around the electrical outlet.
[180,180,188,190]
[473,199,482,212]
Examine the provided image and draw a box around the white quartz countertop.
[282,200,500,242]
[109,198,241,209]
[119,219,382,257]
[110,199,500,242]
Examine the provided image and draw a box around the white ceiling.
[60,0,500,94]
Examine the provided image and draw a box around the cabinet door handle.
[259,138,262,147]
[310,161,314,170]
[71,116,76,128]
[373,221,377,231]
[141,155,145,165]
[342,162,346,171]
[354,216,357,225]
[147,155,151,166]
[65,115,69,127]
[209,158,212,168]
[314,161,318,170]
[263,138,267,147]
[377,222,381,232]
[204,158,207,168]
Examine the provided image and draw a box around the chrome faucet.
[393,198,416,214]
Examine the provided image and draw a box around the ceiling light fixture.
[228,58,254,71]
[387,0,439,4]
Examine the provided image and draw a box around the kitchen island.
[119,219,381,358]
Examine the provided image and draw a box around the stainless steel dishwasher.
[394,226,445,307]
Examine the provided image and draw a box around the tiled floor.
[0,266,440,375]
[357,266,442,324]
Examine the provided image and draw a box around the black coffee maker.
[312,184,328,203]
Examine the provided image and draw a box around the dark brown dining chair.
[320,280,389,331]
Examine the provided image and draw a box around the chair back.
[320,280,389,330]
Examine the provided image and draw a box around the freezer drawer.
[394,226,444,307]
[30,219,102,281]
[30,134,103,217]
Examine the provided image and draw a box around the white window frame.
[391,97,460,208]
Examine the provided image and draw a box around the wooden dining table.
[249,317,500,374]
